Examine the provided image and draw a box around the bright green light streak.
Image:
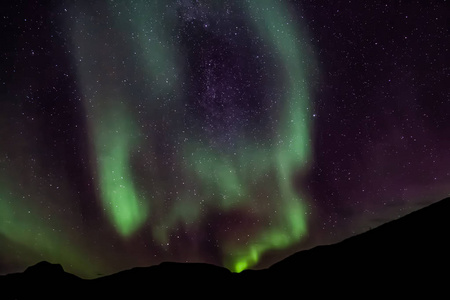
[69,6,152,237]
[224,0,314,272]
[95,105,149,237]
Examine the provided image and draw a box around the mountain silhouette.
[267,197,450,294]
[1,197,449,298]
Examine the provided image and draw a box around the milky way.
[1,0,449,278]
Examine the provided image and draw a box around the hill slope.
[268,197,450,292]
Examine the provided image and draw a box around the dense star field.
[1,0,449,278]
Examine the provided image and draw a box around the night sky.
[1,0,449,278]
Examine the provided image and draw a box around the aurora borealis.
[1,0,449,278]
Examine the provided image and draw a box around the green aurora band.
[69,0,314,273]
[94,104,149,237]
[221,0,314,272]
[71,27,151,237]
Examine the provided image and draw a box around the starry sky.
[1,0,449,278]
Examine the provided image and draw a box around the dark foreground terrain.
[1,197,449,298]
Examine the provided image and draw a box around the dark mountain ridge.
[1,197,449,298]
